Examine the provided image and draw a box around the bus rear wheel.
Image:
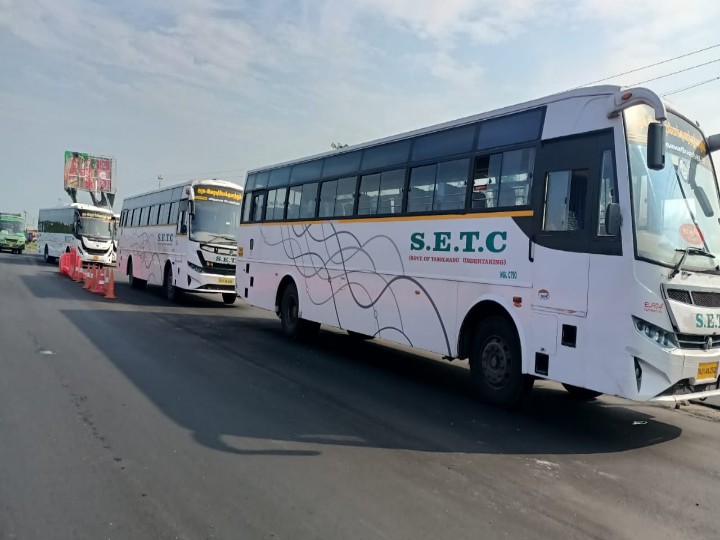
[562,384,602,401]
[127,260,146,290]
[164,265,180,303]
[279,282,319,340]
[469,316,533,408]
[222,293,236,305]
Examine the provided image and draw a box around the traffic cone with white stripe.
[104,268,117,300]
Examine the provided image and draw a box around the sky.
[1,0,720,226]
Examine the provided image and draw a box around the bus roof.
[38,203,114,214]
[246,84,630,176]
[122,178,243,204]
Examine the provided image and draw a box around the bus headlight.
[632,316,678,349]
[187,261,203,273]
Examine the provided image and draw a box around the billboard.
[64,151,116,193]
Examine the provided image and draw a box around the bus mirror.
[707,134,720,153]
[189,200,195,216]
[605,203,621,236]
[180,223,188,235]
[647,122,666,171]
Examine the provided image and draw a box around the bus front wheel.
[164,265,180,303]
[279,282,319,340]
[222,293,236,305]
[44,245,55,264]
[469,316,533,408]
[127,260,146,290]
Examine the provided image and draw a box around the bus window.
[334,177,357,217]
[472,154,502,209]
[319,181,337,218]
[358,173,381,215]
[543,169,588,232]
[377,169,404,215]
[434,159,468,211]
[299,183,319,219]
[287,186,302,220]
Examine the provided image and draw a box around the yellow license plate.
[697,362,718,380]
[218,277,234,285]
[93,256,99,261]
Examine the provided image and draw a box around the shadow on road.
[60,307,682,458]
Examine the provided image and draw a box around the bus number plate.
[93,256,99,261]
[218,277,234,285]
[697,362,718,380]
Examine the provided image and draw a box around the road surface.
[1,252,719,540]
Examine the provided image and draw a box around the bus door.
[530,132,612,315]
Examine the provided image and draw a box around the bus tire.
[469,316,532,408]
[127,259,146,290]
[164,264,180,303]
[222,293,236,305]
[562,384,602,401]
[279,282,319,340]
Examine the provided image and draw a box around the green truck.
[0,213,26,254]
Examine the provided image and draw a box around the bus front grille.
[666,288,720,308]
[675,332,720,350]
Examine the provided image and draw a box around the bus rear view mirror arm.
[605,203,621,236]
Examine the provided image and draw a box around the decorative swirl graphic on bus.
[257,223,451,355]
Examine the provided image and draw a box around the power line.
[663,75,720,96]
[575,42,720,87]
[630,57,720,86]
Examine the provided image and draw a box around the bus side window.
[542,169,589,232]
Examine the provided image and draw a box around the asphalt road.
[1,252,719,540]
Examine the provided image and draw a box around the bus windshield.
[0,220,24,233]
[626,106,720,273]
[190,186,242,245]
[78,212,113,240]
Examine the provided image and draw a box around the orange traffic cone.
[59,253,66,275]
[92,266,107,295]
[73,256,84,282]
[105,269,117,300]
[84,265,95,290]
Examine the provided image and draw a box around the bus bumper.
[186,268,236,294]
[652,386,720,404]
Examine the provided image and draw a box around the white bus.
[118,179,243,304]
[38,203,115,265]
[236,85,720,407]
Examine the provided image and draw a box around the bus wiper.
[669,247,716,279]
[205,234,235,245]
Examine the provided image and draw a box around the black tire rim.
[480,335,511,389]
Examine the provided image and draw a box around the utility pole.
[158,174,163,189]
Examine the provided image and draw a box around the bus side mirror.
[707,134,720,153]
[605,203,622,236]
[180,223,188,234]
[647,122,666,171]
[189,200,195,216]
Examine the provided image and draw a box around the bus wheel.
[222,293,236,305]
[128,260,146,290]
[469,316,532,408]
[164,265,180,303]
[562,384,602,401]
[44,245,53,264]
[279,282,319,340]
